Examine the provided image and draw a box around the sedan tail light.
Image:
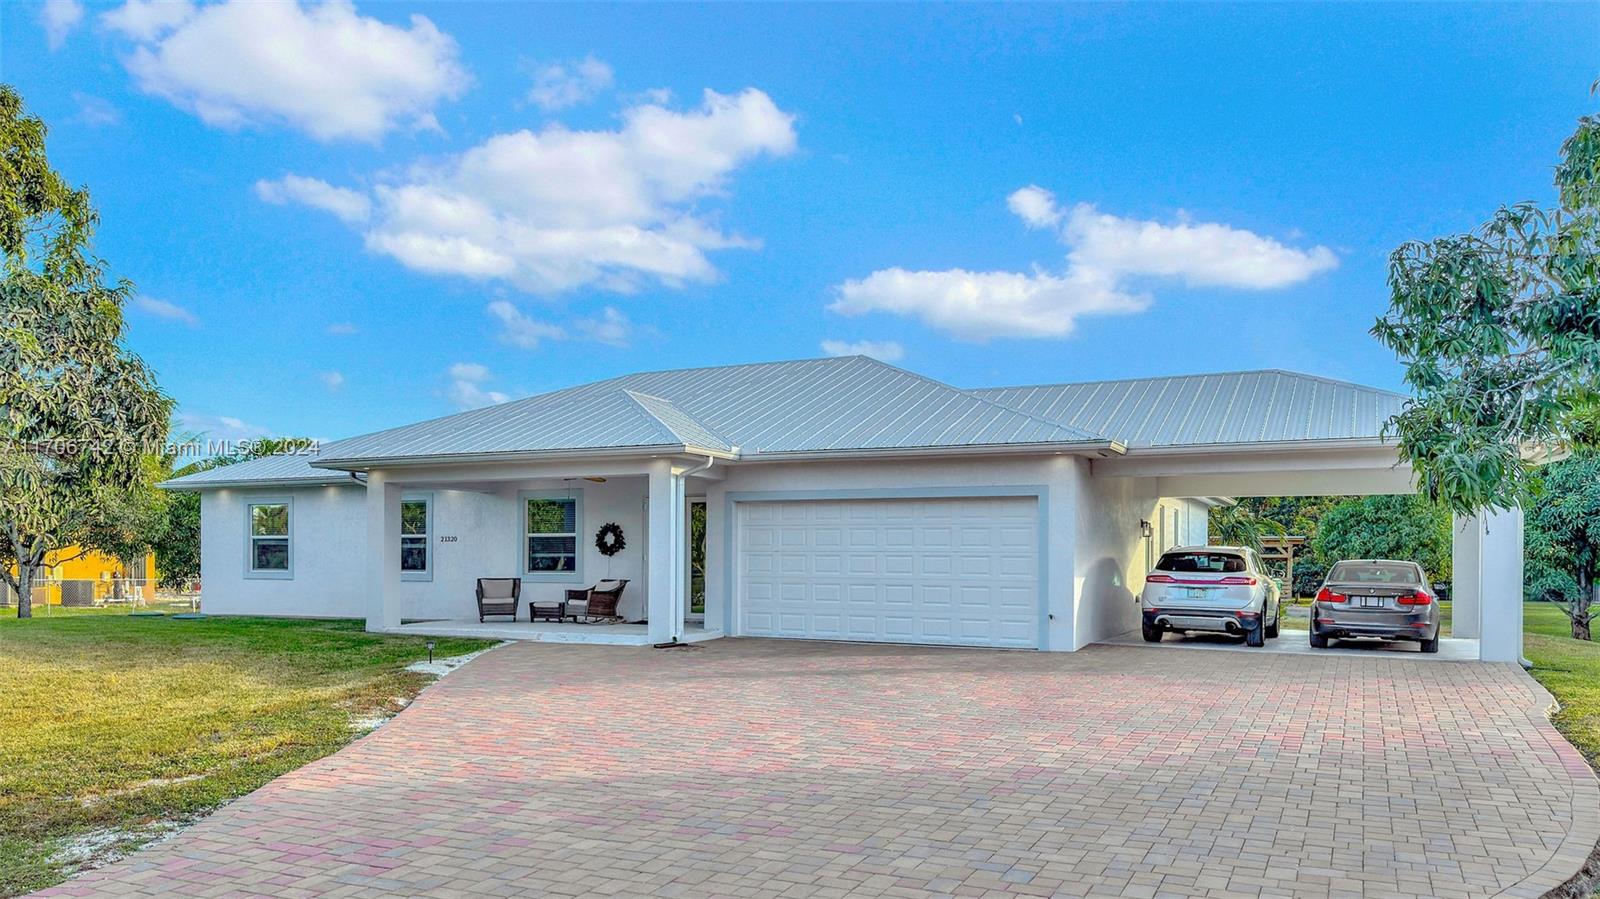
[1317,587,1347,603]
[1397,591,1433,606]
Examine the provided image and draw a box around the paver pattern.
[34,640,1599,898]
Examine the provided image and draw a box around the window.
[247,500,291,578]
[1327,561,1422,585]
[1155,551,1245,574]
[522,492,580,580]
[401,495,431,581]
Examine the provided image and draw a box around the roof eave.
[309,443,742,471]
[739,440,1126,463]
[158,475,359,492]
[1118,436,1396,456]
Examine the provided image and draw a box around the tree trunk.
[1574,574,1597,642]
[16,561,35,619]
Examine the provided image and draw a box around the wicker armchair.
[567,579,629,622]
[475,577,521,622]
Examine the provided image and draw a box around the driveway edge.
[1494,667,1600,898]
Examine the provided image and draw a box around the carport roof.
[970,369,1406,449]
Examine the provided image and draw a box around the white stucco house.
[163,356,1526,662]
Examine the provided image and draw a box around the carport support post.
[1451,514,1482,640]
[365,471,403,632]
[646,460,679,644]
[1477,505,1525,664]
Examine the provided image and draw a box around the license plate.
[1361,596,1384,608]
[1187,587,1208,599]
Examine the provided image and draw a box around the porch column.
[365,471,402,632]
[1477,505,1525,664]
[1451,513,1482,639]
[646,460,679,643]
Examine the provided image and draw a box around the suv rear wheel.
[1265,614,1279,639]
[1246,626,1265,648]
[1141,622,1163,643]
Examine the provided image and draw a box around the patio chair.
[475,577,521,622]
[567,579,629,622]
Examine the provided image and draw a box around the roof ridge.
[973,368,1408,399]
[621,389,736,451]
[832,355,1111,443]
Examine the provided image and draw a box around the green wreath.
[595,522,626,556]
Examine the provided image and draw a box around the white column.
[365,471,402,632]
[1451,513,1482,639]
[646,460,677,643]
[1478,505,1525,664]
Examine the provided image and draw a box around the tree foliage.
[0,85,171,616]
[1373,107,1600,514]
[1311,495,1452,582]
[1207,503,1286,555]
[1525,450,1600,639]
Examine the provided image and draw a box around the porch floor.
[383,618,722,645]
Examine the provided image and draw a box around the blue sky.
[5,2,1597,444]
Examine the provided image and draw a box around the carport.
[980,370,1525,664]
[1092,438,1521,662]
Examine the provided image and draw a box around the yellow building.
[8,547,157,606]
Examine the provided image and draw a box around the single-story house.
[162,356,1526,662]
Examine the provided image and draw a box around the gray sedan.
[1310,560,1441,653]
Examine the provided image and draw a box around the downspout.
[665,453,716,644]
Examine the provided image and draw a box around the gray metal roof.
[971,370,1405,448]
[312,356,1104,467]
[163,361,1407,489]
[161,452,355,490]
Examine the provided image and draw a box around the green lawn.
[1523,602,1600,773]
[0,609,492,896]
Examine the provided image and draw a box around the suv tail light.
[1317,587,1347,603]
[1218,576,1257,586]
[1146,574,1176,583]
[1397,591,1433,606]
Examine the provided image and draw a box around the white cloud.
[526,56,613,111]
[256,174,371,223]
[326,321,358,335]
[132,295,199,326]
[106,0,470,142]
[41,0,84,49]
[99,0,193,41]
[275,87,794,293]
[72,92,122,127]
[832,187,1337,340]
[175,411,271,442]
[486,300,566,349]
[571,307,633,347]
[445,362,509,409]
[820,339,905,362]
[486,301,636,349]
[319,371,345,390]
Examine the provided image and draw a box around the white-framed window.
[401,493,432,581]
[520,490,582,582]
[245,498,292,579]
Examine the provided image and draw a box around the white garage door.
[737,496,1040,648]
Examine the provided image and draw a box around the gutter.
[660,452,717,647]
[310,443,741,471]
[734,440,1126,463]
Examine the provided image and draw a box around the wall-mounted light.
[1139,519,1153,539]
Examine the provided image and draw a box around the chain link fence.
[0,579,201,613]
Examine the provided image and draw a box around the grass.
[0,608,493,896]
[1523,602,1600,774]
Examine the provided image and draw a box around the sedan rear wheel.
[1420,634,1440,654]
[1309,629,1329,649]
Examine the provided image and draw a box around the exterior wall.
[703,455,1080,650]
[1071,463,1165,649]
[201,485,369,617]
[200,479,652,622]
[10,547,157,603]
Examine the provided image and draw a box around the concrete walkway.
[34,640,1600,898]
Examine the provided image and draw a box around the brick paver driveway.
[37,641,1599,898]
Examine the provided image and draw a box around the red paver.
[32,640,1600,898]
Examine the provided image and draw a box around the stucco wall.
[703,455,1080,650]
[201,479,652,621]
[200,485,369,617]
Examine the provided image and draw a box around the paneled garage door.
[736,496,1040,648]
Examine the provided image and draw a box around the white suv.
[1139,546,1282,647]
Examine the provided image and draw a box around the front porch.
[360,455,723,646]
[382,618,723,645]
